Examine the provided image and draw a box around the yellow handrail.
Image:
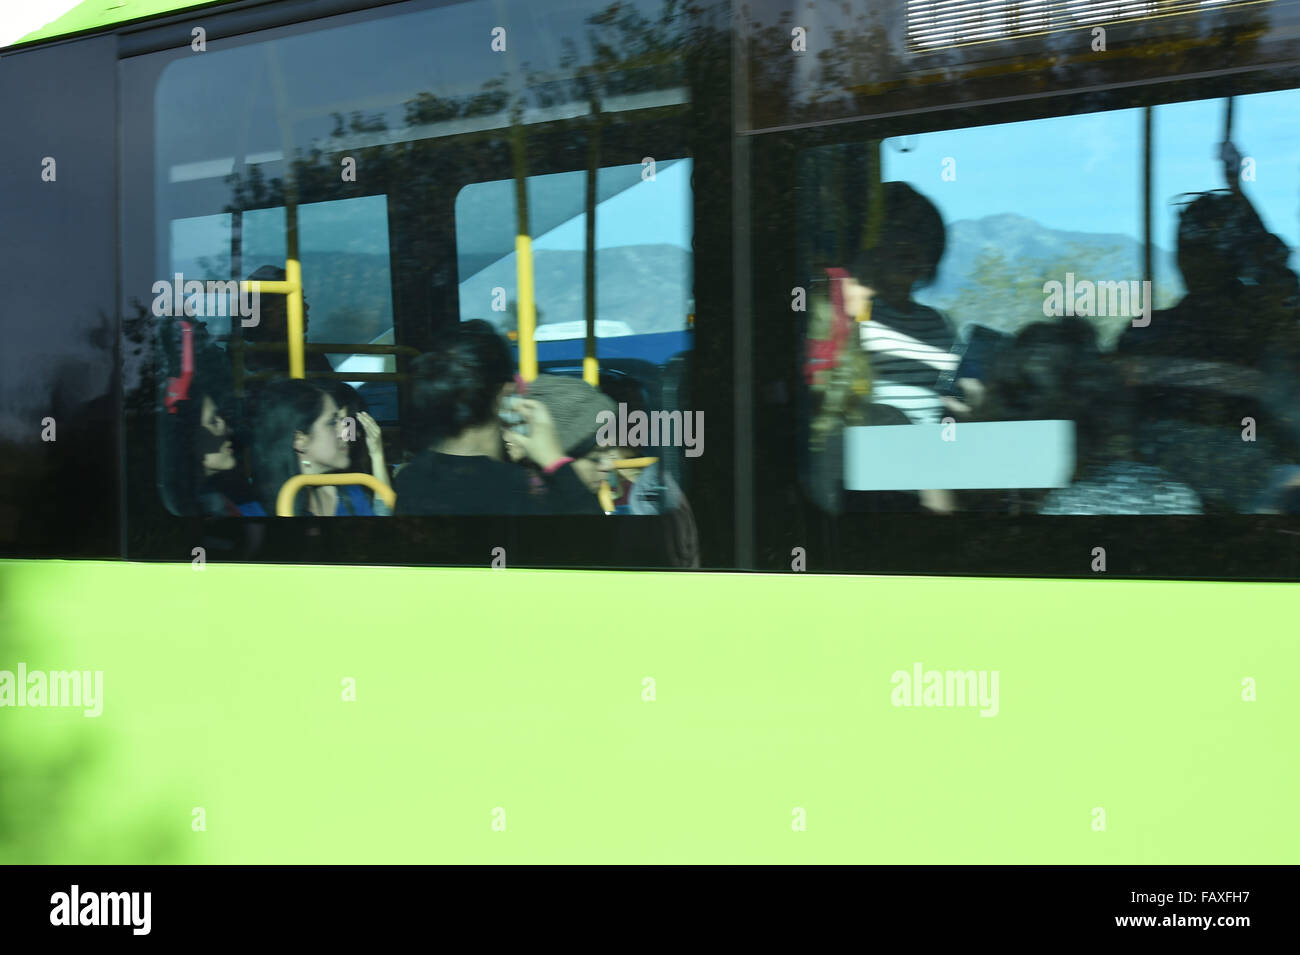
[597,456,659,513]
[583,95,600,387]
[276,473,396,516]
[612,457,658,471]
[241,263,306,378]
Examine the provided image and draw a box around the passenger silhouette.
[852,181,958,427]
[1118,191,1299,365]
[1117,190,1300,512]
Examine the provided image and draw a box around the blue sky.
[173,89,1299,285]
[532,159,693,252]
[882,89,1300,263]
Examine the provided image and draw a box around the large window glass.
[455,159,694,358]
[121,0,702,558]
[798,88,1300,517]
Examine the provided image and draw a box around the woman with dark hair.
[246,378,376,516]
[161,389,256,517]
[393,320,599,515]
[326,381,392,516]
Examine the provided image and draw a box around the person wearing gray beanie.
[512,374,618,496]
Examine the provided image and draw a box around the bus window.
[798,88,1300,517]
[167,197,396,389]
[452,158,696,519]
[454,159,694,364]
[121,0,697,533]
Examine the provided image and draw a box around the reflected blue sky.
[883,90,1300,268]
[531,159,693,253]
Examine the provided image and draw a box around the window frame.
[748,59,1300,580]
[117,0,734,569]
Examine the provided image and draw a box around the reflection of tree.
[746,8,799,116]
[120,0,718,458]
[743,3,1285,129]
[0,567,185,863]
[212,0,700,218]
[943,247,1047,335]
[184,0,707,351]
[938,243,1141,348]
[0,588,99,861]
[565,0,690,97]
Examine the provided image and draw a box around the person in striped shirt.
[852,182,958,427]
[852,182,963,513]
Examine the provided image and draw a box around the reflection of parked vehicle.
[533,320,635,340]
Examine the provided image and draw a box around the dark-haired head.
[409,320,515,449]
[250,378,346,514]
[851,181,947,304]
[160,390,242,516]
[328,381,366,416]
[1175,192,1244,296]
[327,381,373,478]
[1174,190,1281,297]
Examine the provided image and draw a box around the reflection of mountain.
[174,245,692,343]
[916,213,1179,346]
[460,244,692,334]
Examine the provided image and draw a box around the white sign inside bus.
[844,420,1075,490]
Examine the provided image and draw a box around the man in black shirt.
[394,320,599,515]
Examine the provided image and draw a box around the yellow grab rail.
[515,234,538,381]
[276,472,396,516]
[611,456,658,471]
[597,456,659,513]
[241,259,306,378]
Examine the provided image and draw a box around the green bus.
[1,0,1297,863]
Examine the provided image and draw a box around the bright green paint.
[16,0,236,45]
[1,559,1295,863]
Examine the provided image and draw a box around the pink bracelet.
[542,456,574,475]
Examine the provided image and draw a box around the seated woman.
[245,378,378,516]
[161,388,257,517]
[393,321,599,515]
[327,381,393,517]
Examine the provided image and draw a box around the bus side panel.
[0,36,120,558]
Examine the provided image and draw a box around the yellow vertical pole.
[266,43,305,379]
[512,118,538,382]
[583,97,600,387]
[496,0,537,382]
[285,257,305,379]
